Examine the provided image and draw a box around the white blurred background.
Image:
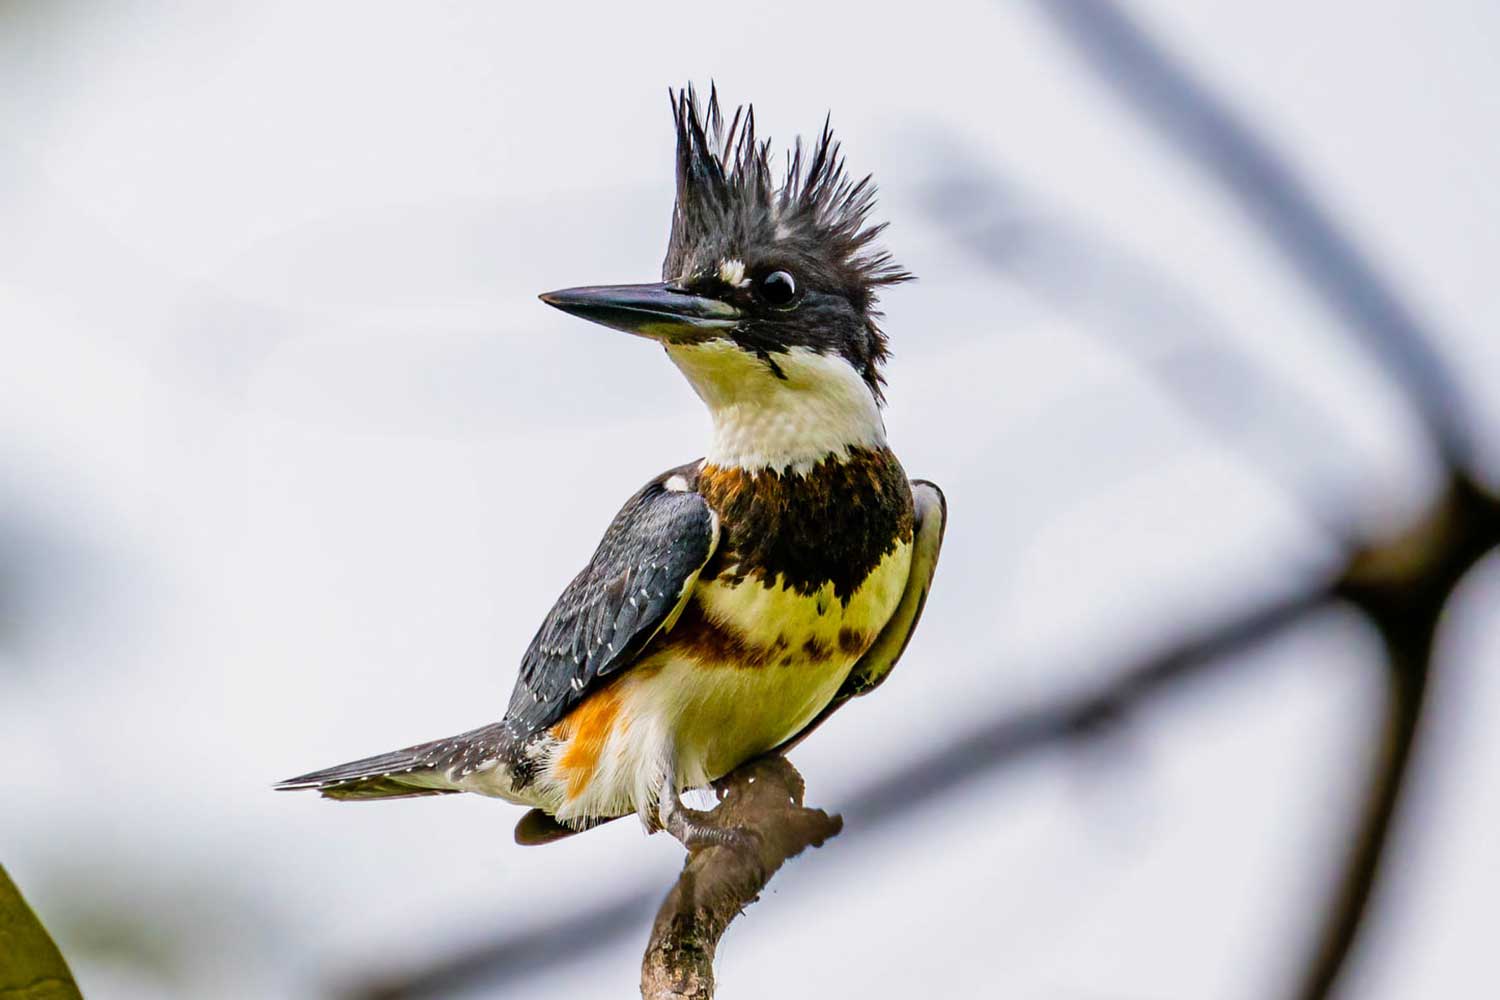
[2,1,1498,997]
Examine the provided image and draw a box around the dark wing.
[504,463,718,737]
[777,479,946,753]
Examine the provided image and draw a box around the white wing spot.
[665,474,690,492]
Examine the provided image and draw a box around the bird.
[276,84,947,850]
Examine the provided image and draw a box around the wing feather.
[503,463,717,736]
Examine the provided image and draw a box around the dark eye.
[758,270,798,307]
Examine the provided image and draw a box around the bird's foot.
[664,803,759,854]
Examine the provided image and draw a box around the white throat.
[666,342,887,475]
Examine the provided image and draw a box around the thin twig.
[1294,476,1500,998]
[1295,630,1426,1000]
[841,583,1331,828]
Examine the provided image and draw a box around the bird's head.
[541,85,910,472]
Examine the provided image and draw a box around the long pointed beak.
[538,282,741,343]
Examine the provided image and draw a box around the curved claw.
[665,805,761,854]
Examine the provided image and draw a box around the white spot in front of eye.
[718,258,748,287]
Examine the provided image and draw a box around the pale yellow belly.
[534,540,912,825]
[656,645,855,782]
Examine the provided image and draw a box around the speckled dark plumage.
[697,447,914,603]
[277,464,716,799]
[275,720,510,798]
[503,462,716,737]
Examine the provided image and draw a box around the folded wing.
[504,465,720,737]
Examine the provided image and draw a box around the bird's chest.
[647,450,916,776]
[656,539,912,782]
[686,544,912,667]
[696,445,915,600]
[684,446,915,671]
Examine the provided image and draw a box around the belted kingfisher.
[278,85,947,849]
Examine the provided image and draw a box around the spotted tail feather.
[275,723,512,801]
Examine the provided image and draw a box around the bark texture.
[640,756,842,1000]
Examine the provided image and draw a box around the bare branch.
[1293,475,1500,999]
[843,582,1332,830]
[641,756,842,999]
[1293,629,1426,1000]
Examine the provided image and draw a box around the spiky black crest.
[664,83,910,299]
[664,84,911,394]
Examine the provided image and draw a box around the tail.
[275,723,511,801]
